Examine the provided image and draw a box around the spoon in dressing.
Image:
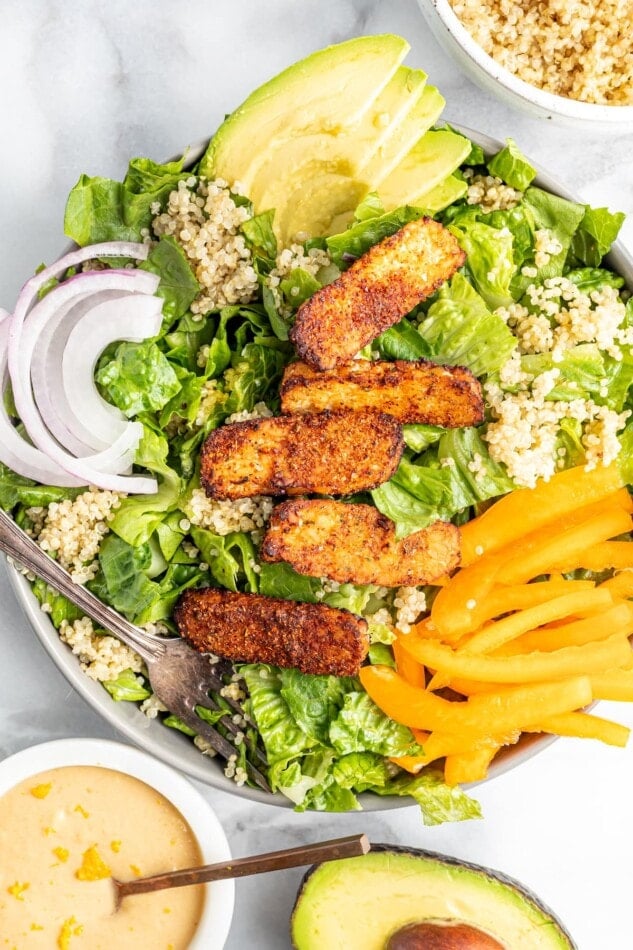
[111,833,369,910]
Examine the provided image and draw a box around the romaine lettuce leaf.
[329,692,421,757]
[376,768,483,826]
[279,670,357,745]
[258,561,322,602]
[418,273,515,375]
[0,463,81,512]
[375,318,432,361]
[103,669,151,702]
[487,138,536,191]
[332,751,391,792]
[569,206,625,267]
[64,157,188,245]
[241,210,278,263]
[96,340,182,417]
[241,664,316,764]
[191,526,259,592]
[402,424,445,453]
[140,235,200,326]
[452,220,516,310]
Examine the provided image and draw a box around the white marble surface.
[1,2,633,947]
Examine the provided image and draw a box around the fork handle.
[0,506,163,662]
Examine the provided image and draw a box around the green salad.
[1,46,632,825]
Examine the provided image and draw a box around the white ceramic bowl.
[0,737,234,949]
[5,128,633,811]
[416,0,633,128]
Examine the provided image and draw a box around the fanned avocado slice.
[245,66,429,207]
[360,84,445,187]
[416,173,468,212]
[200,35,410,184]
[378,129,473,211]
[291,847,576,950]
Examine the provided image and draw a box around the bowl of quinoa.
[416,0,633,125]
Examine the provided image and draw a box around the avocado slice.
[200,34,410,183]
[416,174,468,212]
[378,129,473,212]
[244,66,429,207]
[291,846,575,950]
[359,84,445,187]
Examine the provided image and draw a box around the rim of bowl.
[0,737,234,950]
[420,0,633,121]
[5,126,633,812]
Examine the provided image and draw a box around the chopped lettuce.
[373,428,513,538]
[453,220,516,309]
[241,210,278,263]
[376,769,483,826]
[140,235,200,327]
[570,206,626,267]
[103,669,151,702]
[0,463,80,512]
[280,670,357,745]
[191,526,259,592]
[96,340,182,417]
[418,273,516,376]
[487,138,536,191]
[64,156,188,245]
[329,692,421,757]
[241,665,316,764]
[326,204,424,268]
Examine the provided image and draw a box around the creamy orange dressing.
[0,766,204,949]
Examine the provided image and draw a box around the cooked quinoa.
[152,176,258,316]
[484,367,631,487]
[29,489,122,584]
[464,169,522,213]
[450,0,633,105]
[188,488,274,537]
[59,616,143,682]
[497,275,633,360]
[264,243,332,317]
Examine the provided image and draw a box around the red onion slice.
[62,294,163,450]
[7,247,161,493]
[0,316,85,486]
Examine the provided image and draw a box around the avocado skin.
[291,844,577,950]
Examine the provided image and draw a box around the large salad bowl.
[7,125,631,810]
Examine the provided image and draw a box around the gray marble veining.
[1,2,632,947]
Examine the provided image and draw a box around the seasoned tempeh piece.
[261,499,461,587]
[200,408,404,500]
[174,588,369,676]
[280,358,484,427]
[289,217,465,370]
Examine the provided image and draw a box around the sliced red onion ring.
[0,316,85,485]
[7,244,162,493]
[30,291,128,456]
[62,294,163,448]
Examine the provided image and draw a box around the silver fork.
[0,506,271,792]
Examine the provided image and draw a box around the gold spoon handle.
[114,833,369,905]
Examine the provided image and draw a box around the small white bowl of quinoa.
[417,0,633,126]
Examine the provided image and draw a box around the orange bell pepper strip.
[459,463,625,566]
[359,664,592,735]
[553,541,633,574]
[430,552,506,641]
[498,603,633,655]
[444,744,503,786]
[525,711,630,748]
[398,632,632,683]
[496,508,633,586]
[590,668,633,701]
[460,588,614,656]
[600,571,633,599]
[392,637,426,688]
[446,579,596,637]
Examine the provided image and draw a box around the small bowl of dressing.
[0,737,234,949]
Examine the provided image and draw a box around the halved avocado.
[378,129,473,211]
[291,846,576,950]
[200,35,410,184]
